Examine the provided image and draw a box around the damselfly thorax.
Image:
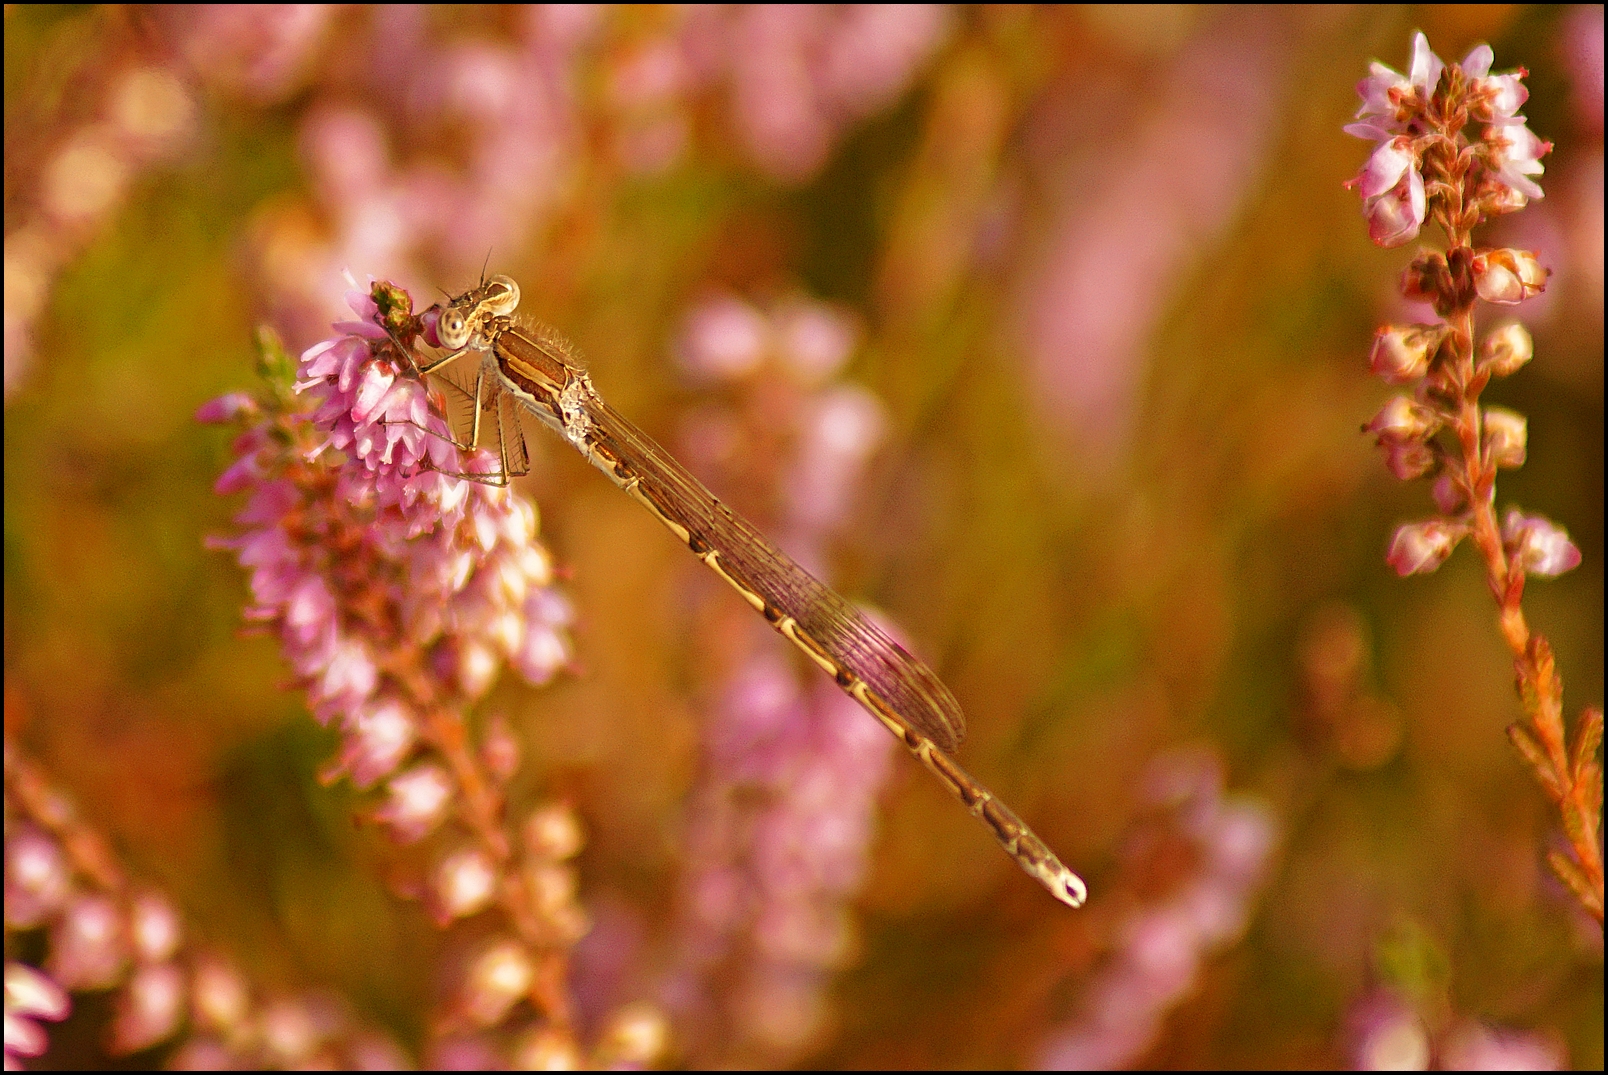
[388,276,1087,908]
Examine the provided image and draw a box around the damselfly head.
[438,275,522,350]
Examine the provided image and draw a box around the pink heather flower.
[512,1025,584,1070]
[1431,472,1470,515]
[109,962,185,1055]
[5,825,71,928]
[208,281,574,800]
[1351,136,1419,199]
[722,5,948,182]
[525,802,586,862]
[784,386,887,534]
[1473,248,1549,304]
[1036,750,1276,1070]
[592,1002,670,1069]
[4,962,70,1062]
[661,288,903,1058]
[676,296,770,380]
[1461,45,1531,124]
[330,698,419,789]
[190,957,250,1033]
[812,5,950,118]
[1347,989,1431,1070]
[1479,322,1534,377]
[375,762,455,843]
[128,893,182,964]
[194,392,260,424]
[1502,510,1582,577]
[47,894,128,990]
[460,940,535,1028]
[1346,31,1443,140]
[1359,165,1426,247]
[1481,407,1528,468]
[1381,440,1436,481]
[1483,119,1550,200]
[432,847,499,923]
[1386,519,1469,576]
[257,997,324,1066]
[1365,396,1441,445]
[773,301,857,384]
[1439,1020,1566,1070]
[161,5,334,104]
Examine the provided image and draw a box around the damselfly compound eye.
[439,309,470,349]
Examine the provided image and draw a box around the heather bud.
[1368,325,1443,384]
[524,802,585,862]
[129,893,182,963]
[49,895,128,989]
[194,392,259,424]
[1365,396,1441,444]
[460,939,533,1027]
[1382,440,1436,481]
[512,1025,583,1070]
[480,712,520,784]
[1430,473,1468,515]
[1386,519,1468,575]
[375,763,454,844]
[1502,510,1581,577]
[1476,181,1529,217]
[1472,248,1548,304]
[433,847,498,922]
[1478,323,1533,377]
[109,962,185,1054]
[1481,407,1527,468]
[190,957,249,1032]
[1399,252,1451,306]
[1350,159,1427,247]
[593,1001,670,1068]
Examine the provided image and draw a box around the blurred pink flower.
[1501,510,1582,577]
[4,962,70,1065]
[727,5,950,181]
[1037,748,1278,1070]
[1385,519,1469,576]
[661,291,899,1063]
[1439,1021,1566,1070]
[1021,16,1287,465]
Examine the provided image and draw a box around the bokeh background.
[4,4,1601,1069]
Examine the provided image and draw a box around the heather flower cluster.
[197,282,665,1065]
[658,293,898,1064]
[5,742,410,1068]
[1348,35,1601,923]
[1344,31,1548,248]
[1035,749,1277,1070]
[203,284,574,765]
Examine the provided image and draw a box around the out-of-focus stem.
[385,616,576,1032]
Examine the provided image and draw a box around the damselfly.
[388,276,1086,908]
